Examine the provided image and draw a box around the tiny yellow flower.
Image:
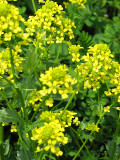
[116,107,120,111]
[85,123,100,132]
[10,123,17,132]
[45,98,54,107]
[104,106,110,113]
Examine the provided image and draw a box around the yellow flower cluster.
[68,0,87,8]
[10,123,17,132]
[31,120,67,156]
[38,0,45,3]
[40,110,80,127]
[31,110,80,156]
[85,123,100,132]
[68,45,83,62]
[0,0,30,45]
[104,61,120,102]
[28,65,77,110]
[0,47,23,81]
[39,65,77,99]
[26,0,75,50]
[28,89,43,111]
[45,98,54,107]
[77,44,114,91]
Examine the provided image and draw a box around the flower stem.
[9,43,28,122]
[72,112,105,160]
[32,0,37,12]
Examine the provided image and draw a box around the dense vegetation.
[0,0,120,160]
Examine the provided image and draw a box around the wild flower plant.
[0,0,120,160]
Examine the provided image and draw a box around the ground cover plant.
[0,0,120,159]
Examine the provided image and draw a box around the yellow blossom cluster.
[28,89,54,110]
[26,0,75,51]
[0,0,30,45]
[28,65,76,110]
[31,110,80,156]
[0,47,23,81]
[10,123,17,132]
[38,0,45,3]
[68,45,83,62]
[68,0,87,8]
[28,89,43,111]
[85,123,100,132]
[40,110,80,127]
[45,98,54,107]
[39,65,77,99]
[31,120,68,156]
[77,44,114,91]
[104,61,120,102]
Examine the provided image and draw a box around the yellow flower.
[31,120,68,156]
[10,123,17,132]
[45,98,54,107]
[39,65,76,99]
[63,2,69,8]
[38,0,45,3]
[104,106,110,113]
[116,107,120,111]
[26,0,75,50]
[85,123,100,132]
[68,0,87,8]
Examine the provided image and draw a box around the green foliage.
[0,0,120,160]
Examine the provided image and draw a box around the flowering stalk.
[70,127,92,157]
[8,43,28,122]
[72,112,105,160]
[32,0,37,12]
[54,44,62,66]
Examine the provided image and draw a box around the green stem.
[0,90,25,124]
[70,127,92,158]
[9,43,17,84]
[0,73,14,86]
[38,150,45,160]
[72,112,105,160]
[69,127,80,148]
[24,55,42,99]
[51,100,63,111]
[28,131,38,160]
[32,0,36,13]
[0,122,3,160]
[8,43,27,122]
[97,89,101,117]
[54,44,61,66]
[72,131,93,160]
[16,124,29,160]
[59,89,77,120]
[59,74,88,120]
[30,95,48,122]
[109,112,120,160]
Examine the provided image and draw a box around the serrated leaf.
[0,108,21,124]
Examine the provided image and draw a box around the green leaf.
[17,148,33,160]
[3,139,10,156]
[68,67,78,79]
[0,108,21,124]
